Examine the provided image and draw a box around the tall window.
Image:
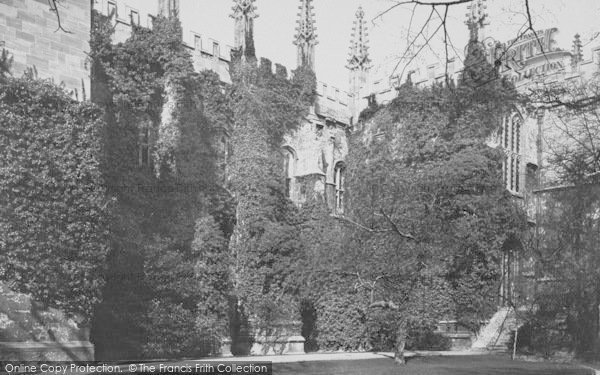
[138,123,150,168]
[283,148,296,199]
[334,162,345,214]
[503,114,522,193]
[213,42,220,59]
[194,35,202,51]
[220,137,228,159]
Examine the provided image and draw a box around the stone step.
[471,307,516,352]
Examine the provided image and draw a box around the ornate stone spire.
[294,0,318,70]
[231,0,258,59]
[571,33,583,67]
[158,0,180,18]
[465,0,488,42]
[347,7,371,74]
[347,6,371,122]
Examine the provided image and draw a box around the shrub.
[406,328,452,351]
[312,290,370,351]
[143,300,204,359]
[513,314,571,358]
[367,309,399,351]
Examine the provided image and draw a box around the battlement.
[94,0,235,61]
[93,0,352,124]
[315,81,352,124]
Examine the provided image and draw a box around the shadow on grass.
[273,355,594,375]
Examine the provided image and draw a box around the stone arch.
[499,234,525,307]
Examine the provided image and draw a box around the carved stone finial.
[347,6,371,124]
[230,0,258,58]
[465,0,488,42]
[158,0,179,18]
[231,0,258,21]
[347,6,371,72]
[294,0,318,70]
[571,33,583,66]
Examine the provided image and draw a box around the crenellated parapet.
[92,0,352,213]
[91,0,351,124]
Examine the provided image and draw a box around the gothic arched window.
[503,114,522,193]
[334,162,345,214]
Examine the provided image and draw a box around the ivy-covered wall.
[226,56,316,352]
[89,12,234,360]
[0,73,109,321]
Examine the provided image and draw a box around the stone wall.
[0,283,94,361]
[0,0,91,99]
[93,0,353,122]
[283,109,348,208]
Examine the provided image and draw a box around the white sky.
[122,0,600,90]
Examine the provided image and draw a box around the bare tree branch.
[380,209,417,241]
[398,18,444,79]
[442,5,450,85]
[369,300,400,309]
[375,0,554,83]
[47,0,72,34]
[332,214,394,233]
[390,5,436,78]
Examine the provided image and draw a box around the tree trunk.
[394,328,406,365]
[512,328,518,361]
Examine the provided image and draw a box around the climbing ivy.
[89,11,234,360]
[0,71,109,320]
[341,64,527,353]
[227,57,315,339]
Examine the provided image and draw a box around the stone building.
[0,0,91,99]
[0,0,96,361]
[350,0,600,350]
[4,0,596,357]
[0,0,358,213]
[0,0,365,359]
[94,0,354,213]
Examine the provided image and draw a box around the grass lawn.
[273,355,593,375]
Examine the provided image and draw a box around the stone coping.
[253,335,305,343]
[0,341,94,349]
[438,332,473,339]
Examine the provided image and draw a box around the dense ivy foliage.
[0,73,109,320]
[289,200,371,351]
[227,57,315,342]
[334,62,527,351]
[521,185,600,358]
[89,12,233,359]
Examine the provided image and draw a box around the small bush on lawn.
[407,328,452,351]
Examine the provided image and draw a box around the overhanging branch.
[380,209,417,241]
[47,0,72,34]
